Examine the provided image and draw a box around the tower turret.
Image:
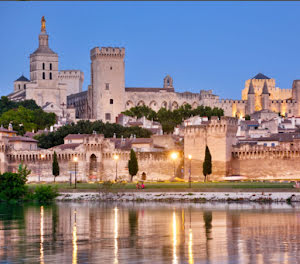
[246,80,255,115]
[261,80,270,110]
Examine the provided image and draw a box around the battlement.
[90,47,125,60]
[59,70,84,80]
[232,143,300,160]
[184,116,238,135]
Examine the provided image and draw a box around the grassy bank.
[27,181,296,191]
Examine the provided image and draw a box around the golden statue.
[41,16,46,32]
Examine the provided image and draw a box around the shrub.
[0,164,30,201]
[34,185,58,203]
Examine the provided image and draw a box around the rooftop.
[252,73,271,80]
[15,75,30,82]
[125,87,174,93]
[8,136,38,143]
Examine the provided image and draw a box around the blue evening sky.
[1,1,300,99]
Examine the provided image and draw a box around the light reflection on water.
[0,202,300,263]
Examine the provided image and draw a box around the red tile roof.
[8,136,38,143]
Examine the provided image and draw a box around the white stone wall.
[58,70,84,96]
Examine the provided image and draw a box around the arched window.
[18,84,20,90]
[24,84,26,89]
[49,72,52,80]
[42,63,45,70]
[42,72,45,79]
[50,63,52,70]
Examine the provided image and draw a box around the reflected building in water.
[1,204,300,263]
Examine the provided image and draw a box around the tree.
[128,149,138,181]
[122,103,224,134]
[52,151,59,182]
[36,120,152,149]
[0,106,56,135]
[203,145,212,182]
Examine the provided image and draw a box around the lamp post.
[188,154,192,188]
[39,154,45,182]
[171,152,178,178]
[113,154,119,182]
[73,156,78,189]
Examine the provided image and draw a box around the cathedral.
[8,17,300,124]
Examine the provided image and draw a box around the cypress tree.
[203,145,212,182]
[128,149,138,182]
[52,151,59,182]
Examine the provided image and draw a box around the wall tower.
[184,116,238,180]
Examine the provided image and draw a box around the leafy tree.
[122,103,224,134]
[128,149,138,181]
[0,163,31,201]
[52,151,59,182]
[36,120,152,149]
[0,106,56,135]
[203,145,212,182]
[0,96,40,116]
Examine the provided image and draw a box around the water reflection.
[172,210,177,264]
[40,206,44,264]
[0,202,300,263]
[114,207,118,264]
[72,209,77,264]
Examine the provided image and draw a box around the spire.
[262,80,269,94]
[248,80,255,94]
[32,17,56,55]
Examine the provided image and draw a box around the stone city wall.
[231,144,300,179]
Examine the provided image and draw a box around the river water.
[0,202,300,263]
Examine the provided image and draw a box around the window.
[105,113,111,120]
[18,84,20,90]
[42,63,45,70]
[271,143,275,147]
[24,84,26,90]
[105,83,109,90]
[49,72,52,80]
[110,99,113,104]
[110,66,113,70]
[42,72,45,79]
[50,63,52,70]
[264,143,267,146]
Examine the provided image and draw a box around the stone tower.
[261,80,270,110]
[246,80,255,115]
[29,16,58,83]
[292,80,300,116]
[26,16,66,110]
[184,116,238,180]
[89,47,125,122]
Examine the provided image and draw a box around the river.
[0,202,300,263]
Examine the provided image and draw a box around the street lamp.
[113,154,119,182]
[170,152,178,178]
[39,154,45,182]
[73,156,78,189]
[188,154,192,188]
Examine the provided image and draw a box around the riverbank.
[56,191,300,203]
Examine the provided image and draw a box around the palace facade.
[8,17,300,124]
